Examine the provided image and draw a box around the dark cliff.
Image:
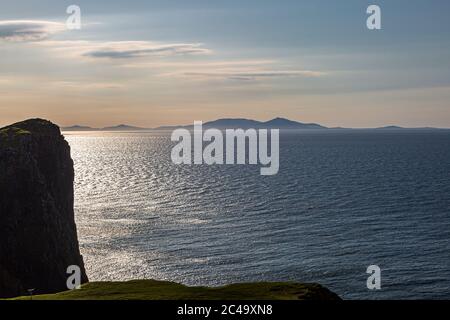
[0,119,88,298]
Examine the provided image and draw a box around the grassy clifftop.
[11,280,340,300]
[0,119,57,147]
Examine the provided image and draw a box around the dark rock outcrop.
[0,119,88,298]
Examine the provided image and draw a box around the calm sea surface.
[65,130,450,299]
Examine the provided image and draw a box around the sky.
[1,0,450,128]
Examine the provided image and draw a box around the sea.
[64,130,450,299]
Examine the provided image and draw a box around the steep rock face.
[0,119,88,298]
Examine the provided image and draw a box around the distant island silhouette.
[62,117,447,131]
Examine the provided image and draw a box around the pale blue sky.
[1,0,450,127]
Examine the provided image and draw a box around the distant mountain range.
[62,118,446,131]
[155,117,326,130]
[62,118,325,131]
[63,124,147,131]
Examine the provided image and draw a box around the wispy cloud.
[0,75,125,92]
[37,40,212,61]
[154,60,326,81]
[81,42,212,59]
[50,80,125,90]
[0,19,211,60]
[0,20,65,41]
[0,77,12,84]
[121,59,277,69]
[180,70,325,81]
[0,20,325,84]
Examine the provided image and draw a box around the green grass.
[0,127,31,143]
[0,127,31,136]
[10,280,340,300]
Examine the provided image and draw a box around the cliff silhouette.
[0,119,88,298]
